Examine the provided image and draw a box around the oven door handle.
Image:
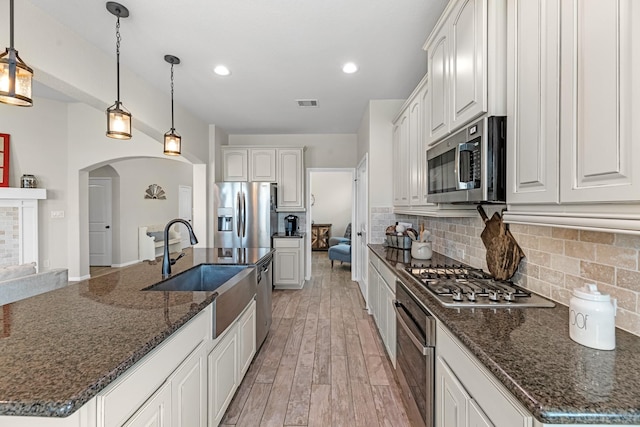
[393,301,429,356]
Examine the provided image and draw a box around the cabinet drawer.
[273,238,301,249]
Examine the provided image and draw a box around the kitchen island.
[0,247,272,425]
[369,244,640,426]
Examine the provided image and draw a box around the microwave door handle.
[455,143,462,190]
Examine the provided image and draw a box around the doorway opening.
[306,168,355,280]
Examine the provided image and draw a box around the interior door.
[89,177,112,266]
[178,185,193,249]
[355,155,368,295]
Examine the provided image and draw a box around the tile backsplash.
[377,210,640,337]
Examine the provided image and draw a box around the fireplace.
[0,188,46,270]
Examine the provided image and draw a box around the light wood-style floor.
[221,251,412,427]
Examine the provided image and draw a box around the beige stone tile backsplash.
[390,215,640,337]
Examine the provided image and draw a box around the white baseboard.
[69,274,91,282]
[111,260,141,268]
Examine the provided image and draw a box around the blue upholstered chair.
[328,223,352,268]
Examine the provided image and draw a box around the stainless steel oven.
[427,116,506,203]
[394,279,436,427]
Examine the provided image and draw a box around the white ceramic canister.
[411,241,432,260]
[569,284,617,350]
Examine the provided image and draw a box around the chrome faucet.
[162,218,198,278]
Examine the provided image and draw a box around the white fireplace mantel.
[0,188,46,200]
[0,188,47,269]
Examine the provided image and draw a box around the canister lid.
[573,283,611,302]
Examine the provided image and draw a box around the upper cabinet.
[392,111,410,206]
[276,148,305,211]
[424,0,506,146]
[249,149,277,182]
[505,0,640,233]
[222,148,249,182]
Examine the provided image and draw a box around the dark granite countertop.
[0,247,273,418]
[369,244,640,425]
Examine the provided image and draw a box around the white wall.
[228,134,358,168]
[310,171,352,239]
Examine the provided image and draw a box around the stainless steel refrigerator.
[213,182,277,248]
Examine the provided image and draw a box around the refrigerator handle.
[236,191,242,238]
[242,192,247,238]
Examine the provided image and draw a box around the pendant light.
[163,55,181,156]
[105,2,132,139]
[0,0,33,107]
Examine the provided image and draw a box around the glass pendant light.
[0,0,33,107]
[105,2,132,139]
[163,55,181,156]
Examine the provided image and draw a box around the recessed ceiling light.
[342,62,358,74]
[213,65,231,76]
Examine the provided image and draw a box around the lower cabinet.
[123,382,172,427]
[209,299,256,426]
[273,236,305,289]
[170,342,207,427]
[436,323,531,427]
[367,250,396,367]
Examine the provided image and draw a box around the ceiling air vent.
[296,99,319,108]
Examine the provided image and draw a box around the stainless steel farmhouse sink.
[143,264,257,338]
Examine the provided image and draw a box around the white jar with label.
[569,284,617,350]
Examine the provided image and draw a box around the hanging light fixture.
[163,55,181,156]
[105,2,132,139]
[0,0,33,107]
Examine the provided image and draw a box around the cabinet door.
[449,0,487,129]
[436,358,467,427]
[383,281,396,367]
[277,148,305,210]
[274,239,302,287]
[409,95,423,206]
[367,261,379,316]
[393,113,410,206]
[506,0,560,204]
[123,382,171,427]
[560,0,640,203]
[223,149,248,182]
[427,27,450,145]
[392,123,402,206]
[208,330,239,426]
[237,300,256,377]
[170,343,207,427]
[249,149,277,182]
[420,82,433,205]
[468,399,495,427]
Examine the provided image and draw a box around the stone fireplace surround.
[0,188,46,270]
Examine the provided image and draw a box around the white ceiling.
[27,0,448,134]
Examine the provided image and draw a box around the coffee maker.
[284,215,298,236]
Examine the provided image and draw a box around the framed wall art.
[0,134,9,187]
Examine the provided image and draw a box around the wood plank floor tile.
[283,350,315,425]
[256,318,293,383]
[312,318,331,384]
[331,355,355,427]
[371,384,412,427]
[365,354,390,386]
[235,382,272,427]
[357,318,381,357]
[345,333,369,384]
[259,352,298,427]
[350,381,380,427]
[307,384,331,427]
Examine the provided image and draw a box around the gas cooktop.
[406,265,555,308]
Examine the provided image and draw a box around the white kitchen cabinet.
[436,323,532,427]
[392,112,409,207]
[249,148,277,182]
[208,299,256,427]
[424,0,506,146]
[123,382,171,427]
[222,148,248,182]
[367,250,396,367]
[277,148,305,211]
[506,0,560,204]
[170,342,207,427]
[273,236,305,289]
[559,0,640,203]
[504,0,640,233]
[408,87,424,206]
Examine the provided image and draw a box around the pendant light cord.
[115,16,121,103]
[170,63,175,131]
[9,0,14,49]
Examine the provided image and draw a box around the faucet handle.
[170,252,186,265]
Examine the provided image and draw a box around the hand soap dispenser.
[569,284,617,350]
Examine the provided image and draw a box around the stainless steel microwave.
[426,116,506,204]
